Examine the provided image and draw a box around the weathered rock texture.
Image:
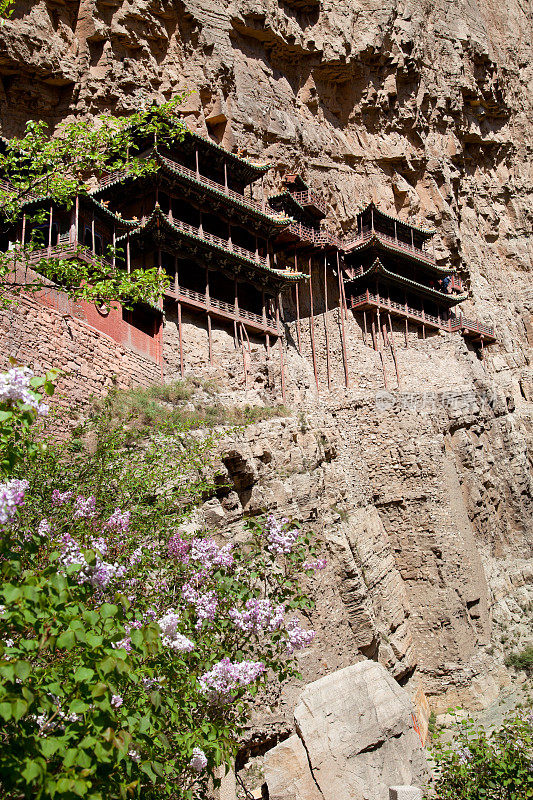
[264,661,429,800]
[1,0,532,769]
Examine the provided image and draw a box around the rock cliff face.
[1,0,532,754]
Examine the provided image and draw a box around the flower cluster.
[74,495,96,519]
[106,508,130,533]
[266,515,300,555]
[229,598,284,635]
[157,610,195,652]
[303,558,327,571]
[198,658,265,701]
[0,478,29,526]
[181,583,218,629]
[51,490,73,506]
[37,518,50,538]
[190,537,234,570]
[285,618,315,653]
[167,533,191,563]
[190,748,208,773]
[0,366,48,414]
[58,532,126,591]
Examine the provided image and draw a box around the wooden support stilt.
[336,250,349,387]
[21,213,26,248]
[295,253,302,353]
[388,312,401,389]
[404,317,409,347]
[382,321,389,349]
[266,332,270,358]
[376,306,382,349]
[363,311,368,346]
[308,256,319,392]
[239,322,249,390]
[323,254,331,391]
[371,315,378,351]
[112,227,116,267]
[91,213,95,255]
[177,301,184,378]
[279,336,286,403]
[234,278,239,349]
[126,234,131,274]
[207,315,213,364]
[74,195,79,245]
[243,322,252,355]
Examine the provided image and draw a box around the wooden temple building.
[2,121,496,396]
[342,202,496,348]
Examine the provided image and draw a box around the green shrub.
[505,646,533,675]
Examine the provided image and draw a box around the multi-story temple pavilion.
[342,202,496,346]
[1,120,496,399]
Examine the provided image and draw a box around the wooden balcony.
[348,289,495,342]
[291,189,327,219]
[165,285,280,336]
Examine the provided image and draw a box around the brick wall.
[0,290,162,411]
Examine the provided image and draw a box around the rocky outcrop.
[264,661,429,800]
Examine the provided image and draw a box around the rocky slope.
[1,0,532,754]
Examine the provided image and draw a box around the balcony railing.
[291,190,327,217]
[166,284,280,334]
[344,229,433,261]
[348,289,495,338]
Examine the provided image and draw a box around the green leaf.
[73,666,95,682]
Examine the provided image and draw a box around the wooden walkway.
[349,290,495,343]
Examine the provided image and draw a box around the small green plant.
[505,646,533,675]
[427,709,533,799]
[94,380,289,437]
[428,711,437,735]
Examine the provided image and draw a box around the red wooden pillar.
[206,267,213,364]
[295,253,302,353]
[276,294,286,402]
[336,250,349,387]
[177,302,184,378]
[308,255,319,392]
[323,253,331,390]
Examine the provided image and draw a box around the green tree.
[0,100,189,306]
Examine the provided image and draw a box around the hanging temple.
[0,120,496,398]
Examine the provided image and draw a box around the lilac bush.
[0,367,325,800]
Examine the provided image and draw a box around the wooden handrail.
[167,284,280,333]
[291,190,327,216]
[348,290,494,337]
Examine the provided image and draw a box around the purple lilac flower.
[111,694,123,708]
[51,490,73,506]
[0,479,29,526]
[198,658,265,701]
[0,367,48,414]
[285,618,315,653]
[266,515,300,555]
[181,583,218,629]
[74,495,96,519]
[190,537,234,570]
[106,508,130,533]
[129,749,140,762]
[157,610,195,652]
[455,746,473,765]
[37,519,50,538]
[58,532,126,590]
[168,533,191,563]
[303,558,327,571]
[229,599,285,635]
[190,747,208,773]
[113,637,132,652]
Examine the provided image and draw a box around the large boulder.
[264,661,429,800]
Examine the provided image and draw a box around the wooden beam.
[388,312,401,389]
[295,253,302,353]
[336,250,349,387]
[363,310,368,346]
[177,301,184,378]
[323,254,331,390]
[308,256,319,393]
